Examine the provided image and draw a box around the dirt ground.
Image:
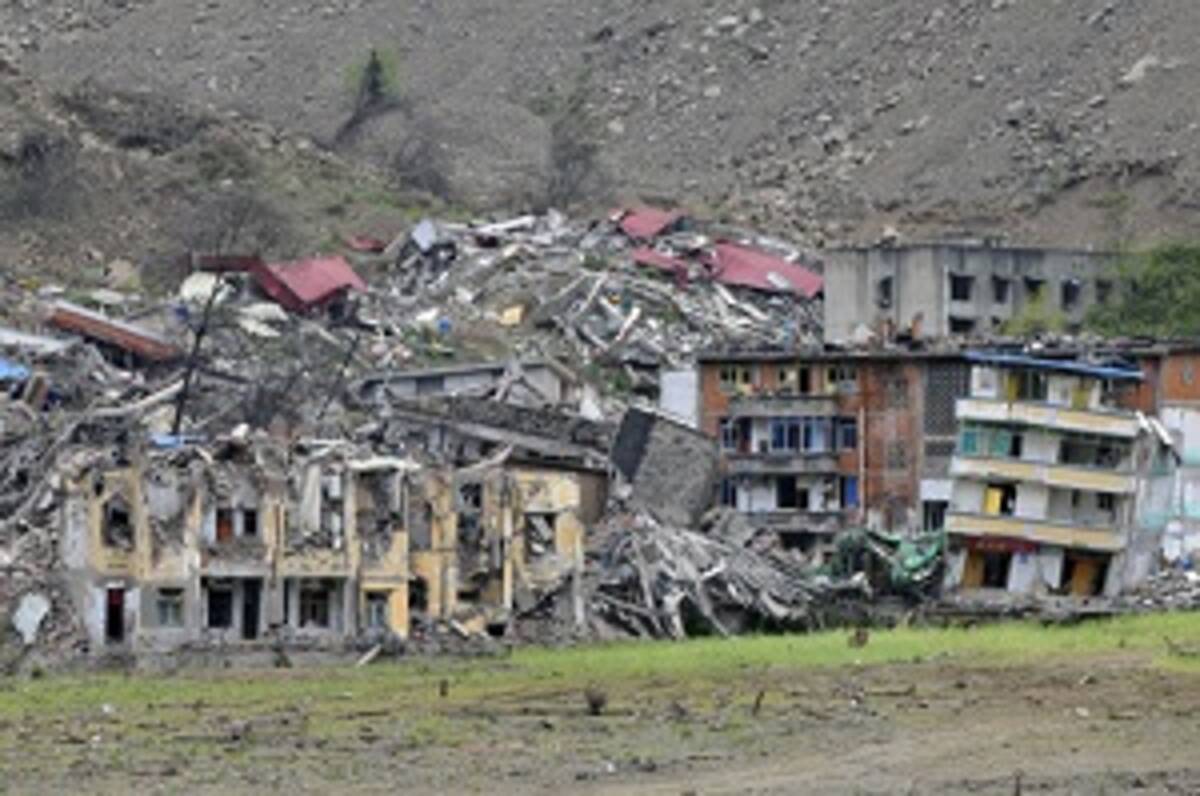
[1,641,1198,795]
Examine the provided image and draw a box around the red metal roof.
[618,207,684,241]
[708,242,823,298]
[252,256,367,312]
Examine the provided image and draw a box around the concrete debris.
[587,511,872,639]
[11,592,50,645]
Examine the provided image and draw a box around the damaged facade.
[696,348,972,551]
[58,438,591,653]
[823,242,1117,342]
[945,352,1174,597]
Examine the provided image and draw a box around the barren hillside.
[4,0,1200,277]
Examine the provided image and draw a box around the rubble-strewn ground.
[2,613,1199,794]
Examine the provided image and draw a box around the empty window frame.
[949,316,977,335]
[837,417,859,450]
[950,273,975,302]
[828,364,858,393]
[157,588,185,628]
[299,582,333,629]
[770,417,802,453]
[776,477,800,510]
[1095,279,1113,304]
[718,365,754,393]
[923,500,948,531]
[1024,276,1046,299]
[103,496,134,549]
[992,276,1011,304]
[1011,369,1049,402]
[983,483,1017,516]
[877,276,894,309]
[365,592,390,630]
[1060,278,1082,310]
[840,476,860,509]
[206,581,234,629]
[215,508,235,543]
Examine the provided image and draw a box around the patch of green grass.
[2,613,1199,727]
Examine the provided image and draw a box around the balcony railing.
[956,398,1139,438]
[946,511,1123,552]
[950,455,1135,494]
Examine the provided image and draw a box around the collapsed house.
[57,436,592,653]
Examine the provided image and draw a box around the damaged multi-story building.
[59,435,595,653]
[823,241,1117,342]
[944,352,1175,597]
[694,347,974,552]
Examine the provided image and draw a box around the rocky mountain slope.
[4,0,1200,277]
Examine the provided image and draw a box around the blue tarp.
[0,358,30,382]
[148,433,207,449]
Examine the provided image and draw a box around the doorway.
[241,579,262,640]
[105,587,125,644]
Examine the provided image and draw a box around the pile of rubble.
[585,511,872,639]
[1115,568,1200,613]
[353,208,823,393]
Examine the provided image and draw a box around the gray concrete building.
[823,241,1118,342]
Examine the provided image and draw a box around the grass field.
[2,613,1199,794]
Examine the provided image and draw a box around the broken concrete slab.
[12,592,51,646]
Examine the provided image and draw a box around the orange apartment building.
[696,348,974,549]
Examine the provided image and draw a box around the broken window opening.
[992,276,1011,304]
[876,276,894,309]
[840,476,859,509]
[776,477,799,510]
[522,513,557,561]
[103,496,134,550]
[1023,276,1045,299]
[1061,279,1082,310]
[215,508,235,543]
[299,581,334,629]
[365,591,391,630]
[828,365,858,394]
[408,576,429,613]
[242,508,259,537]
[948,316,977,335]
[718,365,754,394]
[922,500,948,532]
[950,273,975,302]
[798,366,812,395]
[156,588,185,628]
[837,417,858,450]
[205,580,234,629]
[1095,279,1113,304]
[983,483,1018,517]
[777,366,799,393]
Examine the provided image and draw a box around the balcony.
[946,512,1123,553]
[950,455,1134,494]
[728,393,838,418]
[725,451,839,475]
[956,398,1139,439]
